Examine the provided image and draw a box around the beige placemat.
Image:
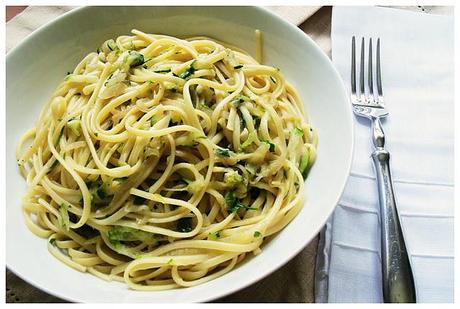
[6,6,330,303]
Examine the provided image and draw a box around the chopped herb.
[58,203,70,231]
[254,231,262,238]
[208,232,220,240]
[177,217,193,232]
[154,68,171,73]
[87,181,110,206]
[261,140,275,152]
[234,65,243,69]
[215,148,231,157]
[101,39,118,54]
[299,152,310,179]
[107,226,153,242]
[133,195,146,205]
[182,178,193,185]
[293,127,304,137]
[179,60,197,79]
[270,76,276,84]
[168,258,174,265]
[150,116,157,126]
[107,40,117,51]
[225,191,256,213]
[232,96,245,107]
[241,131,257,149]
[49,238,57,246]
[126,51,144,67]
[224,170,244,186]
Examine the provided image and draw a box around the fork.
[350,37,416,303]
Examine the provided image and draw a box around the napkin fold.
[320,6,454,303]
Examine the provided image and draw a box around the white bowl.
[6,6,353,303]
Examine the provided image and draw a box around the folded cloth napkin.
[318,6,454,303]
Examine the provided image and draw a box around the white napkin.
[324,6,454,303]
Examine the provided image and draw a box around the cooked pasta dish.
[16,29,317,290]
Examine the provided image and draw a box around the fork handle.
[372,149,416,303]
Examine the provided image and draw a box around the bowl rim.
[6,5,354,303]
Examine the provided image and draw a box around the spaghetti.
[16,29,317,290]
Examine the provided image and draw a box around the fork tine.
[359,37,365,97]
[351,36,356,95]
[368,38,373,97]
[376,38,383,96]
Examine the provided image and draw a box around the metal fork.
[351,37,416,303]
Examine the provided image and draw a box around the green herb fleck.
[154,68,171,73]
[59,203,70,231]
[126,51,144,67]
[101,39,118,54]
[106,40,117,51]
[225,191,256,213]
[299,152,310,179]
[179,60,197,79]
[293,127,304,136]
[107,226,153,242]
[254,231,262,238]
[224,170,244,186]
[261,140,275,152]
[215,148,231,157]
[49,238,57,246]
[232,96,245,107]
[208,232,220,240]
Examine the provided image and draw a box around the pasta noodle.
[16,29,317,290]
